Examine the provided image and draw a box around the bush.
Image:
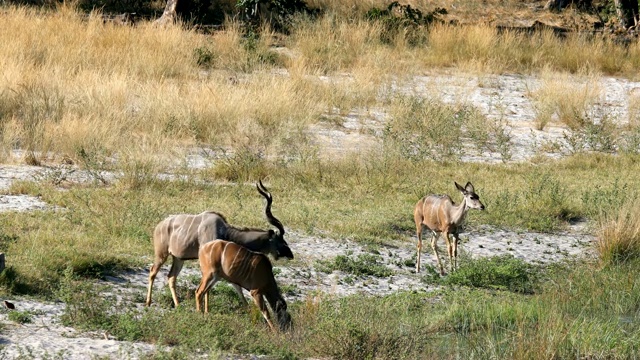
[442,255,540,294]
[317,253,393,277]
[383,96,509,162]
[8,310,33,324]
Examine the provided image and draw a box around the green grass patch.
[437,254,541,294]
[1,153,640,296]
[7,310,33,324]
[316,252,393,277]
[54,258,640,359]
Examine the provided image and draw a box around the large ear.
[455,182,466,193]
[465,182,475,193]
[268,229,275,237]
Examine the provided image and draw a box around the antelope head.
[455,181,485,211]
[274,298,293,331]
[257,180,294,260]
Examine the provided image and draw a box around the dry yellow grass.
[596,198,640,264]
[528,68,602,130]
[0,7,357,167]
[2,4,640,169]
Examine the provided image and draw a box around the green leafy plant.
[441,255,541,294]
[193,46,215,68]
[317,253,393,277]
[8,310,33,324]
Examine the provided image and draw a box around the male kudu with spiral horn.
[146,181,293,307]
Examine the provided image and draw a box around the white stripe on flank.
[185,215,197,240]
[221,242,229,269]
[431,198,440,226]
[237,250,252,283]
[234,249,246,279]
[230,244,241,272]
[196,217,203,242]
[162,219,168,248]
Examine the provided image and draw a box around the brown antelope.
[196,239,292,332]
[414,181,485,274]
[145,181,293,308]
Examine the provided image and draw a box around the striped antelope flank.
[196,240,292,331]
[145,180,293,308]
[414,181,485,274]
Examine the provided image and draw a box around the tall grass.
[422,23,640,75]
[0,7,335,167]
[2,5,640,169]
[382,95,509,161]
[595,198,640,264]
[528,68,602,130]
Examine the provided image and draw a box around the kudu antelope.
[145,181,293,308]
[196,240,292,331]
[414,181,485,274]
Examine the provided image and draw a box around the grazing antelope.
[196,240,292,332]
[414,181,485,274]
[145,181,293,308]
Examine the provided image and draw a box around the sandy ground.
[0,70,617,359]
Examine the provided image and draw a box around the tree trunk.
[614,0,640,29]
[155,0,179,26]
[0,253,5,275]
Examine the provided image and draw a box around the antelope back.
[158,212,228,260]
[201,240,276,291]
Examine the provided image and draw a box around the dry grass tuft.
[595,199,640,265]
[528,68,602,130]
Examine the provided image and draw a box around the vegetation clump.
[596,198,640,264]
[439,254,541,294]
[317,253,393,277]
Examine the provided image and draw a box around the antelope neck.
[451,197,468,224]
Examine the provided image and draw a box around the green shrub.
[193,46,215,68]
[8,310,33,324]
[488,170,575,231]
[316,253,393,277]
[382,96,510,162]
[365,2,445,46]
[442,255,540,294]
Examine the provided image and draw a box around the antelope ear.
[465,182,475,193]
[455,182,465,192]
[268,229,275,236]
